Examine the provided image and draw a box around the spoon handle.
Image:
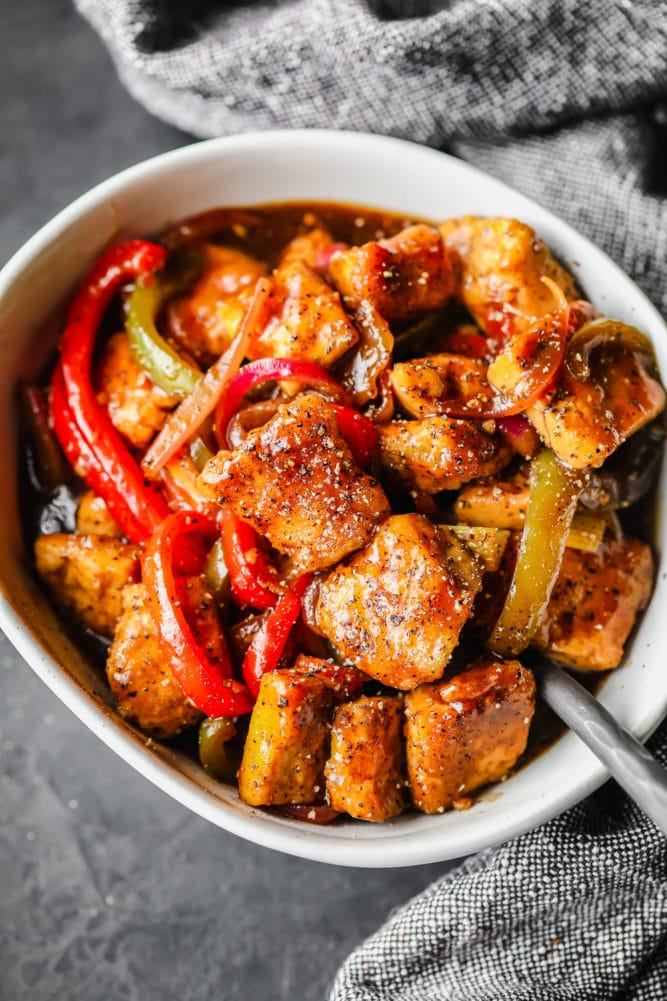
[537,657,667,836]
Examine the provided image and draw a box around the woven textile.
[74,2,667,997]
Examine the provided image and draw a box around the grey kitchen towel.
[73,1,667,998]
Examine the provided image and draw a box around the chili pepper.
[142,276,273,478]
[330,404,379,466]
[142,511,254,717]
[127,277,201,398]
[242,573,312,699]
[215,356,350,449]
[51,240,171,543]
[219,507,281,610]
[486,449,583,657]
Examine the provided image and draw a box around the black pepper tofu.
[440,216,578,341]
[34,533,140,637]
[315,514,483,690]
[532,538,653,671]
[167,243,267,365]
[325,695,407,822]
[391,354,494,419]
[329,224,454,326]
[237,669,335,806]
[377,416,511,493]
[453,467,530,529]
[106,583,202,738]
[292,654,367,702]
[199,393,390,572]
[405,656,536,814]
[279,226,341,273]
[528,344,665,470]
[249,260,359,368]
[76,491,122,537]
[95,332,179,449]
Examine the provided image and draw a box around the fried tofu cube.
[292,654,366,702]
[167,243,267,365]
[249,261,359,368]
[76,491,122,538]
[528,345,665,469]
[95,332,179,449]
[106,583,202,738]
[453,467,530,529]
[279,227,343,274]
[329,225,454,326]
[199,393,390,572]
[34,533,140,637]
[391,354,494,419]
[532,538,653,671]
[405,657,536,814]
[237,669,335,806]
[377,416,511,493]
[440,216,578,342]
[325,696,407,822]
[315,515,483,690]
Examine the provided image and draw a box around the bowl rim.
[1,128,666,867]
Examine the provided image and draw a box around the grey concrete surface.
[0,3,456,999]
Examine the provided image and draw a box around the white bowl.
[1,130,665,867]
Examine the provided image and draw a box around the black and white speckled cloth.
[73,1,667,997]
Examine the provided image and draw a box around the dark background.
[0,2,454,998]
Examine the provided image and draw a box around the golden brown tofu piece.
[440,216,577,342]
[292,654,366,702]
[106,583,202,738]
[377,416,511,493]
[454,467,530,529]
[528,345,665,469]
[249,261,358,368]
[329,224,454,326]
[279,227,343,273]
[533,538,653,671]
[237,669,335,806]
[405,657,536,814]
[448,526,511,573]
[391,354,494,419]
[315,515,482,690]
[199,393,390,572]
[167,243,267,365]
[96,332,179,449]
[325,696,407,822]
[34,533,140,637]
[75,491,122,538]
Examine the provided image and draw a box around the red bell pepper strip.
[142,511,254,717]
[214,356,378,464]
[219,508,281,610]
[215,356,351,449]
[330,404,378,466]
[242,574,312,698]
[51,240,170,543]
[435,280,571,420]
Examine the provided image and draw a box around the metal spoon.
[537,657,667,835]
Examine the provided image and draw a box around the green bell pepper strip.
[486,449,583,657]
[127,278,201,398]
